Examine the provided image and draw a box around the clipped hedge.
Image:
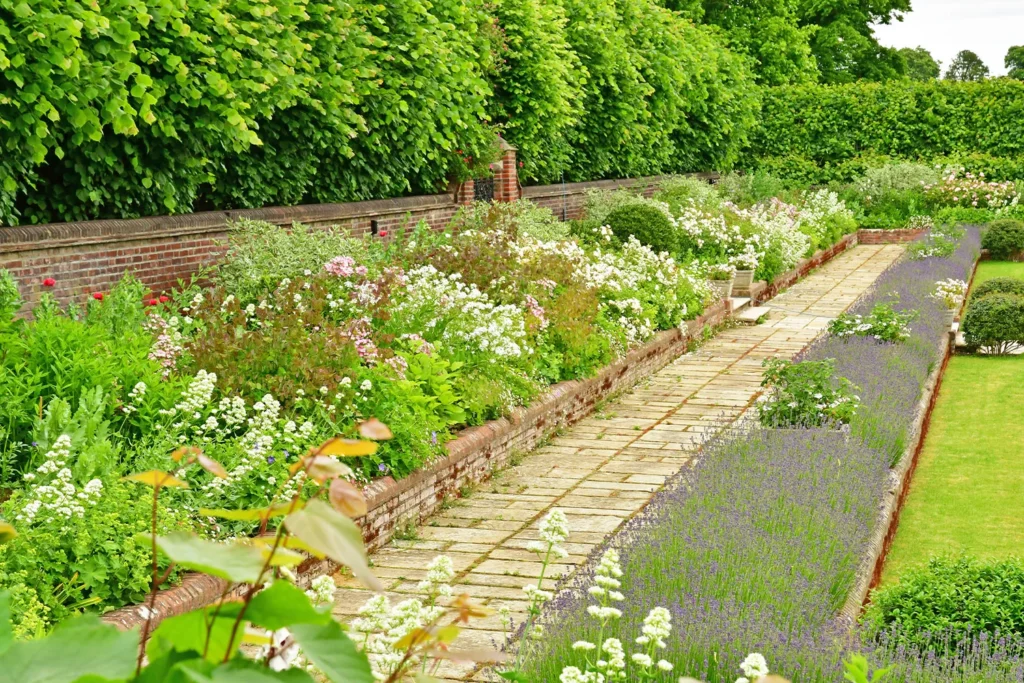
[971,277,1024,301]
[0,0,757,226]
[961,293,1024,355]
[747,80,1024,182]
[982,219,1024,260]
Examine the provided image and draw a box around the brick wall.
[0,193,467,311]
[521,173,718,221]
[857,227,928,244]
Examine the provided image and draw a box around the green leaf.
[290,620,374,683]
[0,520,16,544]
[284,501,382,591]
[199,503,301,522]
[0,614,136,683]
[148,604,247,664]
[153,532,266,583]
[0,592,12,657]
[246,581,331,631]
[206,659,315,681]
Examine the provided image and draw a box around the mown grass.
[882,355,1024,584]
[971,260,1024,288]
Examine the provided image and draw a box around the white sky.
[872,0,1024,77]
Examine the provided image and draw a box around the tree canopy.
[899,46,941,81]
[1007,46,1024,81]
[945,50,990,82]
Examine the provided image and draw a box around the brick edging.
[856,227,928,245]
[99,236,860,633]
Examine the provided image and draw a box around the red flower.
[92,292,104,301]
[159,295,170,303]
[519,161,524,168]
[379,230,389,238]
[43,278,56,287]
[147,299,159,306]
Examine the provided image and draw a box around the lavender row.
[522,231,992,682]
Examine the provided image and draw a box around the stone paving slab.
[329,244,902,681]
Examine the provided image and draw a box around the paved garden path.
[329,244,903,680]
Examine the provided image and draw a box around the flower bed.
[0,179,864,638]
[519,229,984,681]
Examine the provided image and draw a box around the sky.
[872,0,1023,77]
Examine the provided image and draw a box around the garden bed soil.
[100,231,882,634]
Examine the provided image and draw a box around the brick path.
[329,244,903,680]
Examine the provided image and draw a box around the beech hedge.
[746,80,1024,182]
[0,0,757,225]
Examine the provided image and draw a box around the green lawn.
[971,260,1024,288]
[882,355,1024,584]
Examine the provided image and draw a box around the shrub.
[864,557,1024,653]
[655,175,720,214]
[852,162,941,197]
[604,204,678,255]
[960,293,1024,354]
[758,358,860,427]
[716,171,791,207]
[982,219,1024,260]
[828,302,918,344]
[971,277,1024,301]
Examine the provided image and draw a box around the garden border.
[99,231,878,633]
[838,254,981,621]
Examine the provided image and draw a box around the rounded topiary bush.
[981,219,1024,260]
[971,276,1024,301]
[864,557,1024,652]
[961,292,1024,354]
[604,203,678,255]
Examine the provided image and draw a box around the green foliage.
[961,292,1024,355]
[828,302,918,344]
[865,557,1024,652]
[604,204,678,255]
[716,171,791,206]
[803,0,910,85]
[748,80,1024,172]
[0,270,20,325]
[982,219,1024,260]
[758,358,860,427]
[1008,46,1024,81]
[0,479,191,636]
[490,0,584,184]
[971,277,1024,301]
[654,175,720,214]
[898,47,941,81]
[945,50,990,82]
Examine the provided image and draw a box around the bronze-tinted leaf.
[358,418,393,441]
[197,453,227,479]
[199,502,302,522]
[0,520,17,543]
[318,437,377,457]
[329,478,368,518]
[303,455,355,483]
[124,470,189,488]
[284,500,382,591]
[170,446,202,462]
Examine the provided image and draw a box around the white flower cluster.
[305,575,336,607]
[799,189,855,243]
[15,435,103,527]
[932,278,968,311]
[394,266,529,359]
[350,555,454,681]
[736,652,770,683]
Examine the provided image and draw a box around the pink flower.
[159,295,170,303]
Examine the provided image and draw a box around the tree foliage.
[1006,45,1024,81]
[945,50,990,82]
[798,0,911,84]
[898,46,941,81]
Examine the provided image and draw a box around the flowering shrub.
[924,171,1021,211]
[931,279,968,311]
[827,303,918,344]
[758,358,860,427]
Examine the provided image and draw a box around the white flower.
[740,652,769,679]
[572,640,596,651]
[539,509,569,545]
[360,380,373,392]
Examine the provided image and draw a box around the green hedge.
[0,0,757,225]
[746,80,1024,182]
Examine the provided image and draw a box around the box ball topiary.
[981,219,1024,260]
[970,276,1024,301]
[604,203,678,255]
[961,292,1024,354]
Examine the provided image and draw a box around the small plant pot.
[710,277,734,300]
[733,269,755,291]
[944,308,956,330]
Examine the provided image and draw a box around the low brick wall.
[522,173,718,221]
[751,233,858,305]
[857,227,928,244]
[0,193,463,311]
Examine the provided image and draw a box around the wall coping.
[0,193,457,254]
[522,173,718,200]
[98,233,858,634]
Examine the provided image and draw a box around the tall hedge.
[0,0,757,226]
[747,79,1024,171]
